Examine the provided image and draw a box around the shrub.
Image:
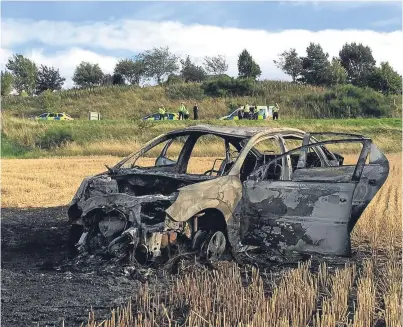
[165,83,205,100]
[296,84,392,118]
[36,128,73,149]
[165,74,184,85]
[202,76,256,97]
[38,90,61,112]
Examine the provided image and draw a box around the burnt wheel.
[201,231,226,261]
[191,230,208,250]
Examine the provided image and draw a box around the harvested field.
[1,154,402,327]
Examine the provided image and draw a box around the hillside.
[2,117,401,158]
[2,81,401,120]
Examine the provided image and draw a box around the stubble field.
[1,154,402,327]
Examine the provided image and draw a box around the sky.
[1,1,402,88]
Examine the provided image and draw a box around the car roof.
[166,124,306,138]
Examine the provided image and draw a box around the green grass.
[3,81,400,120]
[1,117,401,158]
[0,134,32,158]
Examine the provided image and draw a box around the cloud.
[0,48,13,70]
[27,48,118,88]
[1,18,402,88]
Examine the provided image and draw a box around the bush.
[36,128,73,149]
[164,74,185,85]
[202,76,256,97]
[296,84,392,118]
[325,84,389,117]
[165,83,205,100]
[38,90,61,112]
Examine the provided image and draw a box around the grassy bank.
[1,117,401,158]
[2,81,401,120]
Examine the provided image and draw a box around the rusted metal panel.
[240,180,356,256]
[165,176,242,223]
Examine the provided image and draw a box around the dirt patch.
[1,207,140,327]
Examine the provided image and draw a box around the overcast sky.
[1,1,402,88]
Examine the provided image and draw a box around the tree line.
[1,42,401,97]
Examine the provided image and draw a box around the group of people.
[157,102,280,121]
[237,103,280,120]
[158,102,200,120]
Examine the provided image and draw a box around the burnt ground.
[1,207,395,327]
[1,206,140,327]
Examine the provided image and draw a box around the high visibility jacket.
[179,105,186,113]
[159,107,166,114]
[184,108,189,115]
[273,105,279,113]
[258,111,264,120]
[244,105,250,113]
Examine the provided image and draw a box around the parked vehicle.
[35,112,74,121]
[142,112,179,121]
[220,106,273,120]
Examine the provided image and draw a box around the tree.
[328,58,348,86]
[237,49,261,80]
[101,73,113,85]
[367,62,402,95]
[1,71,13,96]
[137,47,179,84]
[6,54,37,95]
[101,73,126,85]
[203,55,228,75]
[180,56,206,82]
[112,73,125,85]
[36,65,65,93]
[72,62,104,88]
[299,43,331,86]
[114,58,145,85]
[273,48,302,82]
[339,43,376,86]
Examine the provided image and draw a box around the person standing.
[250,105,255,120]
[184,106,189,120]
[273,103,280,120]
[238,107,244,120]
[178,102,185,120]
[243,104,250,120]
[193,103,199,120]
[158,105,166,120]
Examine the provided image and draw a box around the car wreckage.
[68,125,389,263]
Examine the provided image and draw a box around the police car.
[142,112,179,121]
[219,106,273,120]
[35,112,74,121]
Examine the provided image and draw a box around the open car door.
[239,136,389,256]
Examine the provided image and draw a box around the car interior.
[126,132,331,183]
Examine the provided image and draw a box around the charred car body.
[68,125,389,262]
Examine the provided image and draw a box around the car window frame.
[249,138,371,183]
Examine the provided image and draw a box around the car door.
[239,138,387,256]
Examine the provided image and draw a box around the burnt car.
[68,125,389,262]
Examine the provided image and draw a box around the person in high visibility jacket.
[158,106,166,120]
[250,105,256,120]
[243,104,250,120]
[183,106,189,120]
[178,102,186,120]
[273,103,280,120]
